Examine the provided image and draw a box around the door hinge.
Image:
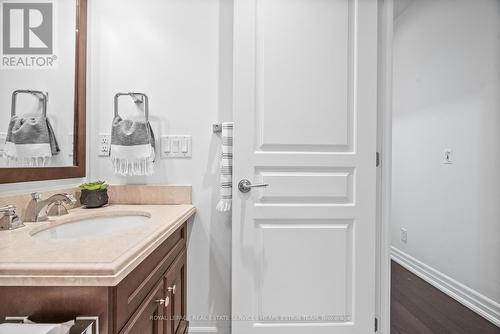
[374,317,379,332]
[376,152,381,167]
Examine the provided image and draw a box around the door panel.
[256,0,352,150]
[257,220,353,319]
[256,167,354,204]
[164,250,187,334]
[232,0,378,333]
[119,281,164,334]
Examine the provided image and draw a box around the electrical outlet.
[444,149,453,164]
[401,228,408,243]
[98,133,111,157]
[0,133,6,155]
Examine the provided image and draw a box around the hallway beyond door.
[391,261,500,334]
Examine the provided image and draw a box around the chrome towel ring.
[114,92,149,121]
[11,90,49,117]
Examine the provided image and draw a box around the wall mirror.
[0,0,86,183]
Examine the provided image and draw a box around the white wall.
[87,0,233,332]
[392,0,500,310]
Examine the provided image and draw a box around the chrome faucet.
[0,204,25,230]
[25,193,77,222]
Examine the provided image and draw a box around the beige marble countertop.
[0,204,195,286]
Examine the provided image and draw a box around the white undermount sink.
[32,214,151,240]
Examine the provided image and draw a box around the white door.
[232,0,378,333]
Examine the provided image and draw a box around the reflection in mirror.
[0,0,76,168]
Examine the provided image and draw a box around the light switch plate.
[443,149,453,164]
[161,135,192,158]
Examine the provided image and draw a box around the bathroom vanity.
[0,200,195,334]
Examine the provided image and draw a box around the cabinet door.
[119,280,165,334]
[164,250,188,334]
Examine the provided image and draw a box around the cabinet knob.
[155,296,170,307]
[168,285,176,295]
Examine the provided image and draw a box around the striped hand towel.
[216,122,233,212]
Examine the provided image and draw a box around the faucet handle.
[0,204,16,214]
[31,192,42,200]
[0,204,24,231]
[64,193,77,206]
[68,194,76,205]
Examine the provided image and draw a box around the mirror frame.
[0,0,87,184]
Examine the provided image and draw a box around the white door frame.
[376,0,394,333]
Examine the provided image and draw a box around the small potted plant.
[79,181,109,208]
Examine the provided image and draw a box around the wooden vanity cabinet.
[0,222,189,334]
[115,221,189,334]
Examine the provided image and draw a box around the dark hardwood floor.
[391,261,500,334]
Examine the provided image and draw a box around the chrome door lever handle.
[155,296,170,307]
[238,179,269,193]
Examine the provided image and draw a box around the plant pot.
[80,189,109,208]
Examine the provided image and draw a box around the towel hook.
[11,90,48,117]
[129,93,144,104]
[114,92,149,121]
[212,123,222,133]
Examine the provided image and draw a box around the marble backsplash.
[0,185,192,220]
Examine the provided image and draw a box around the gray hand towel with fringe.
[4,114,60,167]
[110,115,156,176]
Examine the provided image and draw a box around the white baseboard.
[391,247,500,328]
[189,326,218,333]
